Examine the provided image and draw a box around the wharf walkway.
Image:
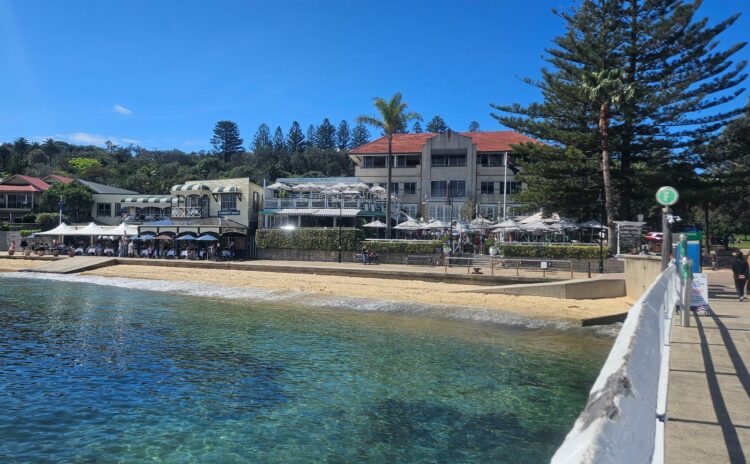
[666,268,750,463]
[22,256,118,274]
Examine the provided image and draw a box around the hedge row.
[363,240,442,254]
[497,244,605,259]
[256,228,364,251]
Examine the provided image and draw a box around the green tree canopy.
[426,115,449,133]
[210,120,244,163]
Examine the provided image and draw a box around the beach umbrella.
[394,218,424,230]
[154,234,173,241]
[351,182,370,190]
[423,220,448,229]
[341,188,359,195]
[363,219,387,228]
[579,219,602,228]
[292,183,310,191]
[197,235,218,241]
[266,182,290,191]
[332,182,349,190]
[176,235,197,241]
[369,185,386,193]
[471,217,495,228]
[492,219,521,232]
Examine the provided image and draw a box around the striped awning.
[172,184,210,191]
[213,186,240,193]
[121,197,175,204]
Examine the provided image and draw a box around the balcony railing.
[171,206,205,218]
[264,197,388,213]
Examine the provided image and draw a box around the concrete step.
[22,257,118,274]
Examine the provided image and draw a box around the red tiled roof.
[349,131,539,154]
[43,174,74,185]
[0,185,39,192]
[0,175,51,191]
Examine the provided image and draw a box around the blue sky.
[1,0,748,151]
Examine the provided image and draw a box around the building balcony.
[171,206,207,218]
[264,197,388,213]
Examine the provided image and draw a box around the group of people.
[360,247,379,264]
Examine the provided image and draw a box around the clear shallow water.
[0,275,613,463]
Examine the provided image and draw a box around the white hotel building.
[348,130,536,222]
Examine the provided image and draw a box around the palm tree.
[582,69,635,253]
[357,93,422,239]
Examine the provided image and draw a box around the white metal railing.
[264,197,387,211]
[171,207,204,218]
[552,265,681,463]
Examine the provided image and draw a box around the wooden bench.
[405,255,433,266]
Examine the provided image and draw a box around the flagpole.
[502,151,508,221]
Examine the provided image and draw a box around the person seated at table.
[166,248,175,258]
[368,249,378,264]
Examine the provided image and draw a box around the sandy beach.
[0,259,52,272]
[80,264,633,322]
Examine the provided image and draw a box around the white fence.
[552,265,681,463]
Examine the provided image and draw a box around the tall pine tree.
[426,115,449,133]
[350,123,371,148]
[412,121,423,133]
[252,123,273,155]
[316,118,337,150]
[468,121,480,132]
[337,120,351,151]
[492,0,747,234]
[210,121,244,163]
[287,121,305,153]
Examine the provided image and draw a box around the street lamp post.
[58,196,64,225]
[447,180,454,255]
[338,192,343,263]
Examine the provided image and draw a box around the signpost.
[656,186,679,271]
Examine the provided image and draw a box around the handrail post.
[681,257,692,327]
[516,259,520,276]
[570,261,574,279]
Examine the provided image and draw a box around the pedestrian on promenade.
[731,252,748,301]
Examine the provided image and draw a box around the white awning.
[36,223,76,235]
[121,197,175,205]
[172,184,209,191]
[213,186,240,193]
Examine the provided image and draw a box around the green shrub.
[36,213,68,231]
[0,222,9,231]
[485,239,495,248]
[21,214,37,224]
[19,230,39,237]
[257,228,364,251]
[497,244,604,259]
[363,240,442,254]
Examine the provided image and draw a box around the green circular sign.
[656,186,679,206]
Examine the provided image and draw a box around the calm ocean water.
[0,274,613,463]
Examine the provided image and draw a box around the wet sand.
[0,259,51,272]
[82,264,633,323]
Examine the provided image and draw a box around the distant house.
[0,175,53,221]
[76,179,138,226]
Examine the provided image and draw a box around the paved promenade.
[666,269,750,463]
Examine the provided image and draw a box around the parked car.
[644,232,663,243]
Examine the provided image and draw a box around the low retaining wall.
[458,278,626,300]
[552,266,679,463]
[257,248,442,265]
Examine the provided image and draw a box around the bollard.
[516,260,520,276]
[681,257,692,327]
[587,261,591,278]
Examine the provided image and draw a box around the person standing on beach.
[731,252,748,301]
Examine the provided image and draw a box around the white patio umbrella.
[332,182,349,190]
[341,188,359,195]
[266,182,290,191]
[292,183,311,191]
[423,220,448,229]
[579,219,603,228]
[351,182,370,190]
[363,219,387,228]
[492,219,521,232]
[394,218,424,230]
[70,222,107,236]
[107,222,139,236]
[37,222,77,236]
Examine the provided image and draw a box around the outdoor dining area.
[33,222,234,260]
[363,212,607,253]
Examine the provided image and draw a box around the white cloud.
[112,104,132,115]
[58,132,140,147]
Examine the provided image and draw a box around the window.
[186,195,201,208]
[499,181,522,194]
[6,194,30,209]
[432,153,467,167]
[390,183,399,195]
[401,204,418,218]
[480,182,494,195]
[395,155,421,168]
[478,153,504,167]
[96,203,112,217]
[430,180,466,198]
[221,193,237,211]
[403,182,417,195]
[115,203,123,218]
[362,156,386,168]
[479,205,497,220]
